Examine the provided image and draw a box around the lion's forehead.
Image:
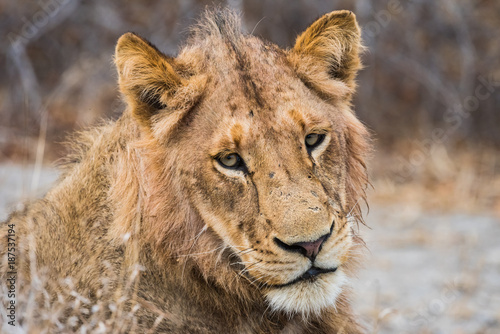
[181,32,348,133]
[184,34,316,108]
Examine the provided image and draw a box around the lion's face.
[171,67,358,315]
[115,10,367,317]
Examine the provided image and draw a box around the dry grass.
[0,259,145,333]
[369,143,500,217]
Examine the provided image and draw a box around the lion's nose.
[274,234,329,261]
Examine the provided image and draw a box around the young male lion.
[1,8,370,333]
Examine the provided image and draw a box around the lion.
[0,8,370,333]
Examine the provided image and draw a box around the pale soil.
[0,164,499,333]
[354,205,500,333]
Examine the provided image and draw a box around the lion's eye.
[218,153,244,169]
[305,133,325,150]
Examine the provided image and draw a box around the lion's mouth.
[268,266,338,288]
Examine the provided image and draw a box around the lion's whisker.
[245,259,263,269]
[236,248,257,257]
[175,245,226,258]
[346,198,362,217]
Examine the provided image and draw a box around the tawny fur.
[1,8,370,333]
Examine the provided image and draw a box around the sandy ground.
[354,205,500,333]
[1,164,499,333]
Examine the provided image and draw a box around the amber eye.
[218,153,245,170]
[305,133,325,150]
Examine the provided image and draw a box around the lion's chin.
[264,269,347,317]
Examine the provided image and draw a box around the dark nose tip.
[274,234,329,261]
[292,235,328,259]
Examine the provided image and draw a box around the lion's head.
[112,9,369,317]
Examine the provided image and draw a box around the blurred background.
[0,0,499,333]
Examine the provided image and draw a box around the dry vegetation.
[370,145,500,215]
[0,0,499,333]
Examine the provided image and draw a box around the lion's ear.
[289,10,362,97]
[115,32,185,123]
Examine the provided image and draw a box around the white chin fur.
[264,270,347,317]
